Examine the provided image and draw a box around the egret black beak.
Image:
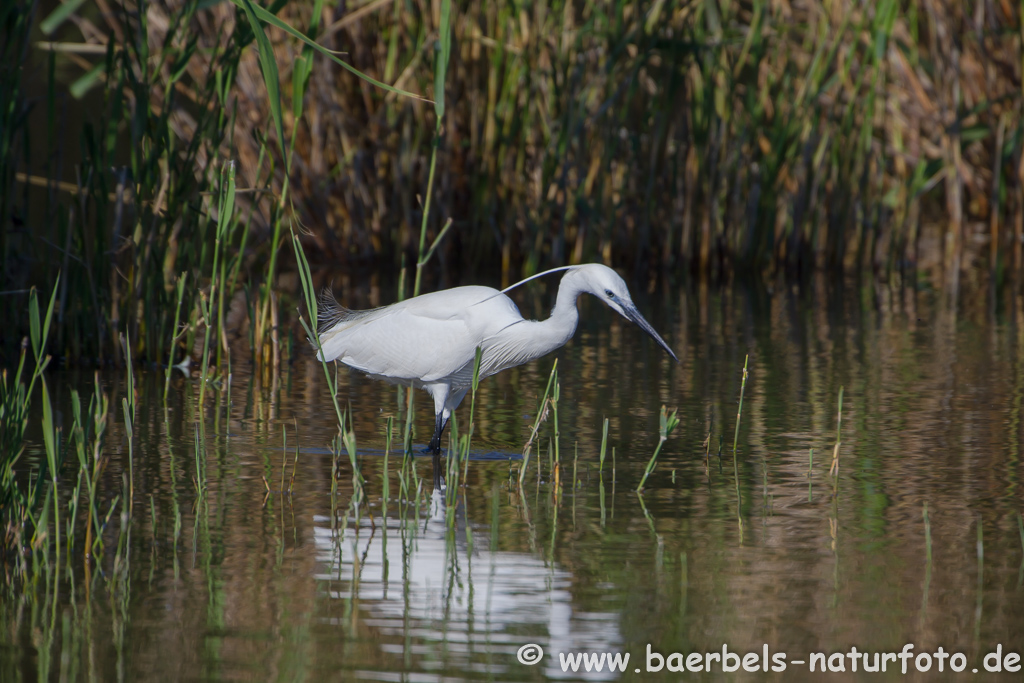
[622,304,679,362]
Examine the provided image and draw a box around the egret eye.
[605,289,615,299]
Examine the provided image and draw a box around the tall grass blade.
[39,0,89,35]
[435,0,452,119]
[599,417,609,472]
[230,0,429,102]
[237,0,287,170]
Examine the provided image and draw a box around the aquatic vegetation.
[2,1,1022,364]
[636,405,680,492]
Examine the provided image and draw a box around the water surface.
[4,277,1024,681]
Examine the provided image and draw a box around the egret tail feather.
[314,289,390,362]
[316,289,385,334]
[316,288,350,335]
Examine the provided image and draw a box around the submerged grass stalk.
[732,355,749,537]
[829,386,845,479]
[808,448,814,502]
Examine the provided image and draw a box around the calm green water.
[4,278,1024,681]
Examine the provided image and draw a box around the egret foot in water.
[424,412,449,456]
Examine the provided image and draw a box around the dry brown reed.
[2,1,1023,364]
[166,0,1024,288]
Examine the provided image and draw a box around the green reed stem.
[829,386,844,479]
[462,348,483,483]
[87,377,109,557]
[292,232,366,504]
[637,406,679,492]
[164,272,188,401]
[40,380,61,568]
[341,406,363,505]
[213,161,236,369]
[732,355,750,457]
[122,396,134,516]
[280,424,288,491]
[732,355,749,532]
[121,332,136,516]
[384,416,393,506]
[193,423,206,493]
[519,360,558,488]
[808,448,814,502]
[552,375,561,467]
[599,417,609,472]
[412,0,453,297]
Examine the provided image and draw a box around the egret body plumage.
[316,264,678,454]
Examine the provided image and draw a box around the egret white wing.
[339,312,477,382]
[317,286,524,386]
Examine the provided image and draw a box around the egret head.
[573,264,679,362]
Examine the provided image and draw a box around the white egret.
[316,263,678,454]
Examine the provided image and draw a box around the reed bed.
[217,0,1021,289]
[2,0,1023,365]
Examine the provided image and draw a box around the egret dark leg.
[431,451,445,490]
[426,411,448,456]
